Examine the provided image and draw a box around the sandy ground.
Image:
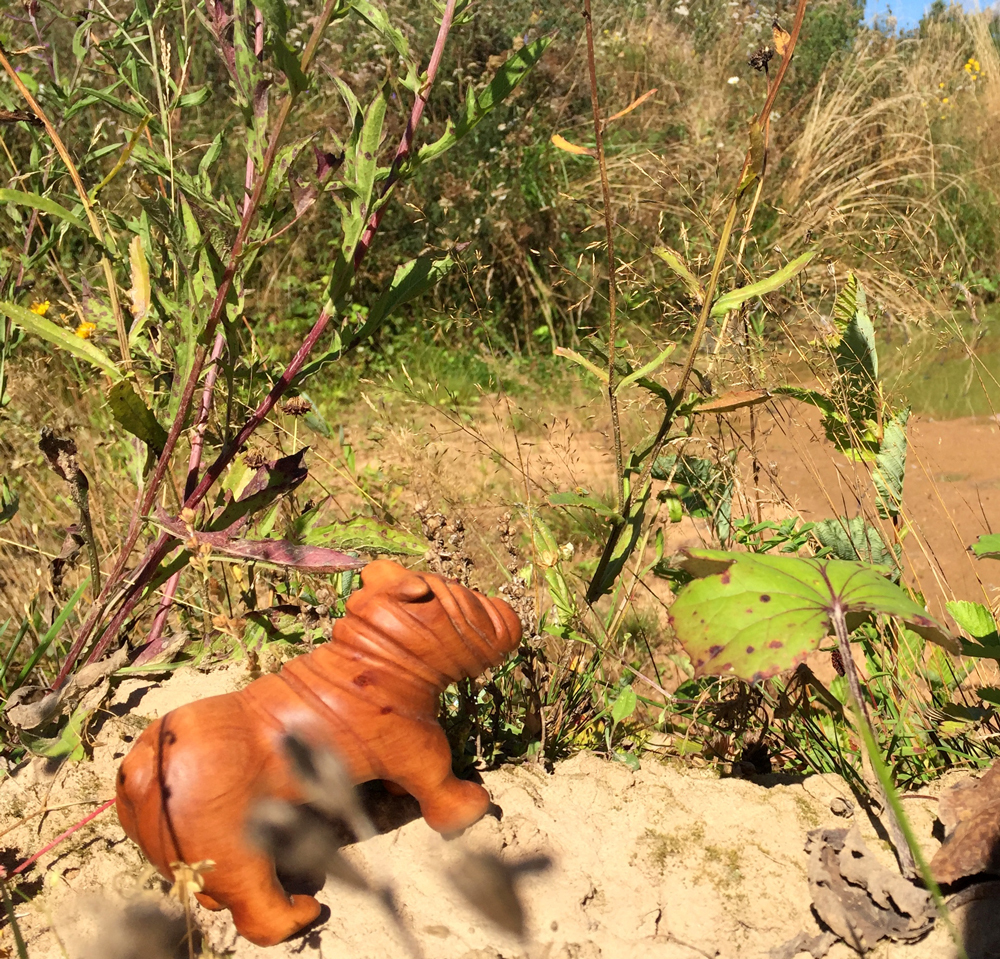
[0,662,991,959]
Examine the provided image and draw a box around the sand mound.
[0,663,983,959]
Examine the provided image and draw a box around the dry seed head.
[243,447,269,469]
[282,396,312,416]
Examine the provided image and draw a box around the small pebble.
[830,796,854,817]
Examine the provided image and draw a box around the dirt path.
[0,662,987,959]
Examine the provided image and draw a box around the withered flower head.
[748,47,774,73]
[242,447,269,469]
[282,396,312,416]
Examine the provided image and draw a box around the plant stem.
[587,0,809,600]
[582,0,624,510]
[829,600,916,878]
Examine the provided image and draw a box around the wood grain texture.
[115,559,522,946]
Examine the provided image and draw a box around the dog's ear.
[360,559,432,601]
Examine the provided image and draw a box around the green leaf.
[304,517,426,556]
[813,515,897,568]
[552,346,609,385]
[873,408,909,520]
[416,38,551,166]
[586,486,651,602]
[107,379,168,454]
[351,0,412,61]
[946,600,998,640]
[614,343,675,396]
[258,0,288,37]
[670,549,957,681]
[652,246,704,304]
[610,685,637,724]
[0,189,89,235]
[0,301,120,380]
[548,489,622,521]
[0,477,17,526]
[177,86,212,108]
[345,255,453,350]
[971,533,1000,560]
[710,251,816,317]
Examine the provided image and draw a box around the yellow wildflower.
[942,97,950,104]
[29,300,49,316]
[74,321,97,339]
[939,81,946,88]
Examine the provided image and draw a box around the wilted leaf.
[210,449,309,532]
[127,234,150,327]
[155,508,366,573]
[669,549,957,681]
[550,133,595,157]
[552,346,609,385]
[695,389,771,414]
[931,762,1000,884]
[0,300,120,380]
[710,251,815,318]
[807,827,934,951]
[772,20,792,56]
[652,246,705,305]
[607,88,658,123]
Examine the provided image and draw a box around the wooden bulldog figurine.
[116,559,522,946]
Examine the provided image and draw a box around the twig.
[582,0,624,510]
[6,798,116,878]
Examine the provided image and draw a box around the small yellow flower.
[29,300,50,316]
[943,97,950,104]
[939,81,946,88]
[74,321,97,339]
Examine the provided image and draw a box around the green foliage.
[670,549,956,681]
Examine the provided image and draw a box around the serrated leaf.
[946,600,998,640]
[813,515,897,567]
[0,189,89,235]
[873,408,909,519]
[107,380,167,454]
[669,549,957,682]
[417,38,551,166]
[971,534,1000,560]
[0,301,120,380]
[710,251,815,317]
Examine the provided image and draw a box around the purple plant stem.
[139,11,266,665]
[353,0,457,269]
[8,798,117,878]
[51,1,345,690]
[63,0,460,678]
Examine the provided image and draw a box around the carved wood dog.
[116,559,522,946]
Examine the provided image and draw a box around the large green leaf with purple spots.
[669,549,957,682]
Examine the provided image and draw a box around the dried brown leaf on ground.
[806,827,934,951]
[930,761,1000,885]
